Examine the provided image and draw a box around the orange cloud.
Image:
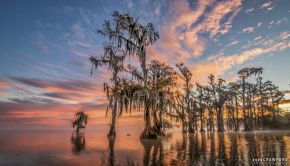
[0,81,9,86]
[0,89,7,94]
[0,98,109,128]
[190,39,290,83]
[9,76,107,103]
[151,0,242,63]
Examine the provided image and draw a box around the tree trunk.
[194,113,198,132]
[234,96,239,131]
[153,110,163,136]
[188,113,194,133]
[158,110,163,136]
[76,127,80,134]
[261,105,264,129]
[200,110,205,132]
[108,100,117,137]
[140,104,157,139]
[259,81,264,130]
[242,79,251,131]
[207,108,215,131]
[182,114,187,134]
[217,105,224,132]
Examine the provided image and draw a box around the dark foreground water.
[0,129,289,166]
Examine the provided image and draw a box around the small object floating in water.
[127,133,130,136]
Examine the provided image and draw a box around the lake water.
[0,129,289,166]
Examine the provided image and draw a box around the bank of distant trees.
[90,11,287,139]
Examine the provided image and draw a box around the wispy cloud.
[0,81,9,87]
[261,1,273,9]
[242,22,261,33]
[243,26,255,33]
[34,33,50,56]
[0,97,108,128]
[260,1,274,11]
[275,18,288,25]
[245,8,254,14]
[226,40,239,47]
[190,32,290,83]
[281,31,290,40]
[0,89,6,94]
[152,0,242,63]
[8,76,105,103]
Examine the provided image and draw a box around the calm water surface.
[0,129,289,166]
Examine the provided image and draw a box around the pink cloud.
[261,1,273,9]
[0,81,10,87]
[190,37,290,83]
[150,0,242,63]
[0,89,7,94]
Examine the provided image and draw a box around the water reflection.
[0,130,288,165]
[140,138,164,166]
[138,131,289,166]
[108,136,116,166]
[71,133,86,154]
[229,132,239,165]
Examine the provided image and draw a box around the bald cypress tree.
[238,67,263,131]
[90,11,159,138]
[176,63,194,133]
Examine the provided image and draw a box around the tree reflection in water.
[229,132,239,165]
[71,132,85,155]
[108,136,116,166]
[100,131,289,165]
[99,136,139,166]
[217,132,227,165]
[169,131,288,165]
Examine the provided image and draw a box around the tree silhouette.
[90,11,159,138]
[72,111,88,133]
[227,82,241,131]
[90,44,125,137]
[175,63,194,133]
[91,11,288,138]
[238,67,263,131]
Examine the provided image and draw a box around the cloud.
[0,89,7,94]
[191,48,264,82]
[190,34,290,83]
[9,76,104,103]
[227,40,239,47]
[276,18,288,25]
[243,26,255,33]
[151,0,242,63]
[9,77,47,88]
[245,8,254,14]
[281,31,290,40]
[0,96,108,128]
[269,20,275,25]
[255,36,262,40]
[260,1,273,9]
[265,18,288,29]
[34,33,50,56]
[10,77,95,92]
[0,81,9,87]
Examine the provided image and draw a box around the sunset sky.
[1,0,290,129]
